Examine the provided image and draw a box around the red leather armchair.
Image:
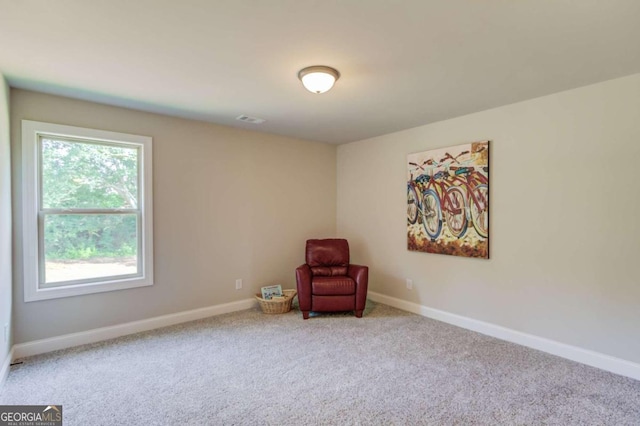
[295,239,368,319]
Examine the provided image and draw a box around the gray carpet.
[1,301,639,425]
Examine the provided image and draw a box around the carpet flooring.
[1,301,639,425]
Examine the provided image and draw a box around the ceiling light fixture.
[298,65,340,94]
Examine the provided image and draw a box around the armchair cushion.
[310,266,348,277]
[306,239,349,267]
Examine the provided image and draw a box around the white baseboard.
[10,293,639,382]
[13,298,256,360]
[1,347,14,387]
[368,291,640,381]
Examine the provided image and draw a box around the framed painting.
[407,141,489,258]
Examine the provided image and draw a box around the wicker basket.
[255,289,297,314]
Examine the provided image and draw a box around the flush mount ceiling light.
[298,65,340,94]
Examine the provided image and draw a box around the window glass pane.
[43,214,139,285]
[41,138,139,209]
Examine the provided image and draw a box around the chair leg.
[355,310,363,318]
[302,311,310,320]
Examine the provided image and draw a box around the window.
[22,120,153,301]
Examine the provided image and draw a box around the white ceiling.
[1,1,639,144]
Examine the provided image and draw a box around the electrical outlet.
[235,279,243,290]
[406,279,413,290]
[3,324,8,343]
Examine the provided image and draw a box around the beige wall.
[11,89,337,343]
[337,73,640,364]
[0,77,12,365]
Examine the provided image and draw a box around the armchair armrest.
[348,264,368,285]
[348,264,369,313]
[295,264,312,314]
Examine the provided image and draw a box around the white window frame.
[22,120,153,302]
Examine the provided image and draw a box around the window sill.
[24,276,154,302]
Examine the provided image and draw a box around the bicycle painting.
[407,141,489,258]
